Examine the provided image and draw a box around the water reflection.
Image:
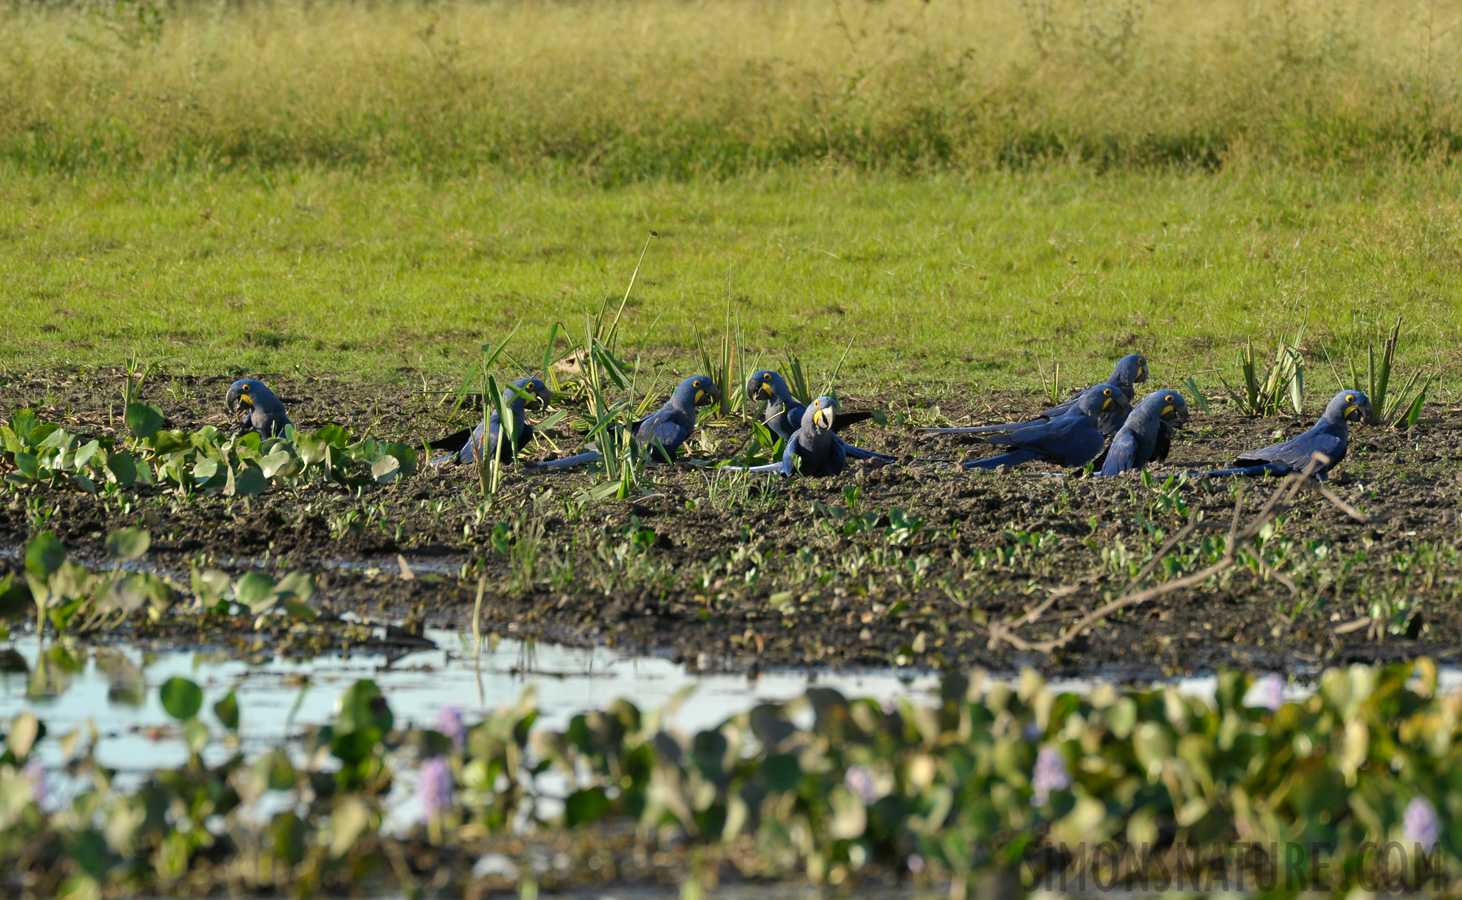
[0,630,941,770]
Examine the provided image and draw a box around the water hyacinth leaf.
[184,718,211,753]
[25,532,66,580]
[564,787,611,826]
[212,690,240,731]
[274,571,316,602]
[160,676,204,721]
[234,572,277,612]
[11,452,40,483]
[336,679,394,737]
[828,785,867,840]
[371,455,401,483]
[259,450,293,478]
[270,811,307,864]
[283,600,316,620]
[73,439,100,470]
[231,465,267,496]
[7,711,40,761]
[192,457,220,484]
[105,452,137,487]
[104,527,151,561]
[328,797,372,859]
[125,402,165,440]
[762,752,801,793]
[317,424,352,448]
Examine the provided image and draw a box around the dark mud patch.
[4,370,1462,678]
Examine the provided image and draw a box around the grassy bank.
[3,0,1462,177]
[2,165,1459,393]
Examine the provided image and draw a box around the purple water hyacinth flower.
[844,765,878,804]
[907,853,925,874]
[437,706,466,750]
[1404,797,1442,848]
[1245,673,1285,712]
[417,757,454,820]
[1031,746,1071,806]
[22,760,47,805]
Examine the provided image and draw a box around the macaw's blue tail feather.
[1187,463,1291,478]
[718,462,785,474]
[538,451,605,470]
[921,424,1015,435]
[842,444,896,462]
[962,450,1039,470]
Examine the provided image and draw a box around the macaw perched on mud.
[430,377,550,466]
[961,384,1131,470]
[539,375,718,469]
[225,379,292,438]
[1190,390,1371,480]
[1097,390,1191,476]
[720,396,847,477]
[923,354,1148,438]
[743,369,893,461]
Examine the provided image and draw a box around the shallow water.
[4,623,1457,775]
[0,628,944,771]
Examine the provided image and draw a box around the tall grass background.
[7,0,1462,178]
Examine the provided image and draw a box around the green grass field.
[4,0,1462,401]
[4,164,1460,398]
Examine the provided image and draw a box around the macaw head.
[1325,390,1373,425]
[1075,383,1132,419]
[745,369,793,405]
[1148,389,1190,425]
[807,396,837,431]
[505,377,550,411]
[225,379,282,415]
[1112,354,1149,392]
[672,375,719,411]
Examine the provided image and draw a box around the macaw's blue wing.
[635,413,692,462]
[1099,430,1143,476]
[968,415,1106,469]
[538,450,606,470]
[1189,428,1346,479]
[1151,421,1174,463]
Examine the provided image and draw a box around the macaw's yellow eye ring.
[240,384,250,392]
[1103,388,1112,396]
[762,373,771,380]
[1165,395,1174,403]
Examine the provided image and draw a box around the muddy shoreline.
[3,371,1459,679]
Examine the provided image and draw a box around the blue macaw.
[720,396,846,477]
[539,375,718,468]
[743,369,893,461]
[430,378,550,466]
[224,379,292,438]
[961,384,1130,470]
[923,354,1148,438]
[1190,390,1371,480]
[1097,390,1190,476]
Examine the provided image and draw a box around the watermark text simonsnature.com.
[1025,841,1446,892]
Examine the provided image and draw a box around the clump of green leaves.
[1219,331,1304,416]
[2,410,416,496]
[1346,317,1430,427]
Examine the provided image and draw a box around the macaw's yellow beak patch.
[695,390,706,404]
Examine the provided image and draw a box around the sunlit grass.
[3,164,1462,398]
[3,0,1462,176]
